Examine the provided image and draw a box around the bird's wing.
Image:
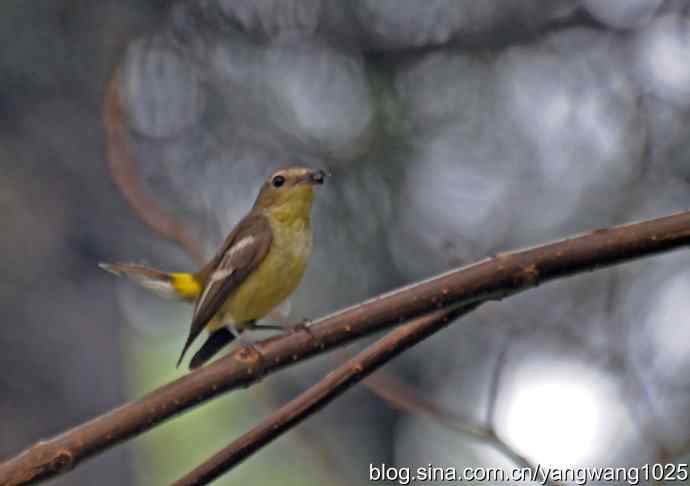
[176,213,273,367]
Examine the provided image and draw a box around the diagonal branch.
[172,304,478,486]
[3,210,690,484]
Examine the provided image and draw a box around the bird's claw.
[287,318,323,348]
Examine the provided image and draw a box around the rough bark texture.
[2,210,690,485]
[173,304,478,486]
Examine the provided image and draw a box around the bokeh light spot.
[497,363,611,468]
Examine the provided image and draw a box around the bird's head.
[254,166,327,217]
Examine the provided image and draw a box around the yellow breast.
[221,211,313,326]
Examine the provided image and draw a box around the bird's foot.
[247,319,312,336]
[285,318,312,334]
[287,318,323,349]
[237,339,266,368]
[245,322,285,332]
[230,324,266,367]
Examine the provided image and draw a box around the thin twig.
[172,304,478,486]
[362,370,538,472]
[3,210,690,484]
[362,336,557,486]
[103,69,206,265]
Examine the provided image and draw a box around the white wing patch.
[211,268,233,280]
[196,270,229,314]
[222,235,255,264]
[195,235,256,314]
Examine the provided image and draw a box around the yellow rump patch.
[170,273,202,300]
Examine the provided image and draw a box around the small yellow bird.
[100,166,326,369]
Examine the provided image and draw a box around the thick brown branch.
[2,210,690,484]
[173,304,477,486]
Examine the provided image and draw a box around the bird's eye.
[272,175,285,188]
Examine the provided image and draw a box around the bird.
[100,165,326,369]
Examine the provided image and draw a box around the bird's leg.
[245,322,286,332]
[246,318,321,348]
[284,318,322,349]
[248,319,314,337]
[248,319,320,349]
[287,318,312,333]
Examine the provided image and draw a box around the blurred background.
[2,1,690,484]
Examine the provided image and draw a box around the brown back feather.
[176,213,273,367]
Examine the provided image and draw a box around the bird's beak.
[302,169,328,186]
[311,169,327,185]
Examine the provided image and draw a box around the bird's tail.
[98,262,201,302]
